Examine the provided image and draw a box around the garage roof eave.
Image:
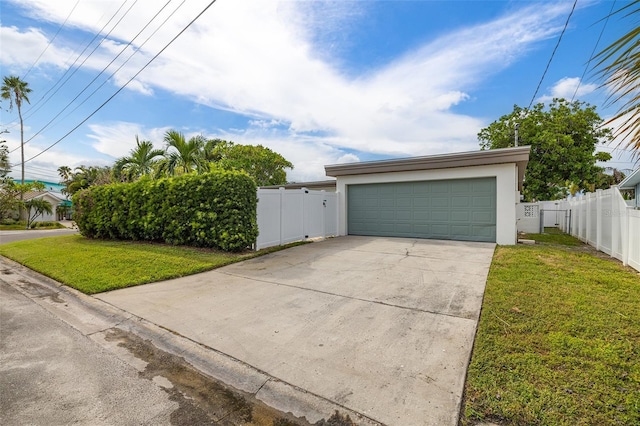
[324,146,531,177]
[618,168,640,189]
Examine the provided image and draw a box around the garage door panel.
[473,196,493,208]
[432,197,450,208]
[397,197,412,208]
[451,224,472,236]
[413,210,430,221]
[452,196,470,208]
[430,181,449,193]
[396,210,412,220]
[473,211,495,223]
[450,211,471,222]
[414,197,431,207]
[431,210,449,221]
[348,178,496,242]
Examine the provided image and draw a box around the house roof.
[619,168,640,189]
[22,191,65,203]
[324,146,531,190]
[261,179,337,190]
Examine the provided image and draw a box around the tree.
[1,76,32,186]
[24,197,53,229]
[157,130,207,176]
[0,178,21,219]
[213,141,293,186]
[113,135,165,182]
[0,180,45,223]
[0,142,9,178]
[595,1,640,159]
[58,165,112,196]
[478,99,613,201]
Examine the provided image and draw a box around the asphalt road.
[0,228,78,244]
[0,261,318,426]
[0,279,180,426]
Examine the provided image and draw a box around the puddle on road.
[104,328,315,426]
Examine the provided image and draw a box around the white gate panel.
[256,188,339,250]
[256,190,282,250]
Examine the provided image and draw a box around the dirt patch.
[104,328,314,425]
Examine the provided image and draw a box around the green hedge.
[73,171,258,251]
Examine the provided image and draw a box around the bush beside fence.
[73,171,258,251]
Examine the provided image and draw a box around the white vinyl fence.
[256,188,338,250]
[555,187,640,272]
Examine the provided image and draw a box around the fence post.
[301,188,308,240]
[279,187,285,246]
[321,190,327,239]
[596,189,603,251]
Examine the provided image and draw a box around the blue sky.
[0,0,636,184]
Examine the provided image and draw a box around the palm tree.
[113,135,165,182]
[24,198,53,229]
[595,1,640,159]
[1,76,32,185]
[159,130,207,176]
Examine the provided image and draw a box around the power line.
[571,0,616,102]
[15,0,178,151]
[54,0,188,129]
[527,0,578,110]
[22,0,81,80]
[2,0,134,132]
[13,0,219,166]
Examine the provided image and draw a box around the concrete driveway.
[97,236,495,425]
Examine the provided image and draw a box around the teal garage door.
[347,178,496,242]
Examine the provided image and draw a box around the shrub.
[73,171,258,251]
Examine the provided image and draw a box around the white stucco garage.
[324,146,530,245]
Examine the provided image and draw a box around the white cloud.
[336,153,360,164]
[0,25,73,72]
[87,122,169,158]
[538,77,598,103]
[2,0,581,180]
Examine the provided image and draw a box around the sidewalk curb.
[0,256,381,425]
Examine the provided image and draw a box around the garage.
[325,146,530,245]
[348,177,496,242]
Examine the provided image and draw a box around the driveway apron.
[97,236,495,425]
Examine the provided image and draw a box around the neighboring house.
[619,168,640,208]
[20,191,66,222]
[324,146,531,245]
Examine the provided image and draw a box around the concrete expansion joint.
[254,378,270,395]
[221,270,474,321]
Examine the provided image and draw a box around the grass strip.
[462,233,640,425]
[0,235,304,294]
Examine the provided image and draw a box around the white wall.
[334,163,520,245]
[516,203,541,234]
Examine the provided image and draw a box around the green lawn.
[0,235,300,294]
[462,232,640,425]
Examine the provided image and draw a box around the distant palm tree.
[60,165,112,196]
[1,76,32,186]
[24,198,53,229]
[114,135,165,181]
[159,130,207,176]
[595,1,640,160]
